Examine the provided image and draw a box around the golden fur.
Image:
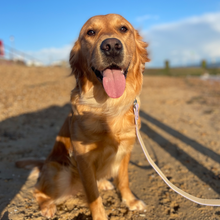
[18,14,149,220]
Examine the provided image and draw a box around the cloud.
[144,12,220,67]
[23,12,220,67]
[204,40,220,57]
[25,44,72,65]
[136,14,159,22]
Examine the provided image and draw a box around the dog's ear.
[69,40,83,79]
[134,30,150,72]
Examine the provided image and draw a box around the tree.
[201,60,207,69]
[164,60,170,75]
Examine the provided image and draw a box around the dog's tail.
[15,158,45,170]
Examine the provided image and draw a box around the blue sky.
[1,0,220,67]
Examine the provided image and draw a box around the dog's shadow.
[1,104,220,219]
[0,104,71,217]
[139,110,220,195]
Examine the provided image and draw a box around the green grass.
[143,67,220,77]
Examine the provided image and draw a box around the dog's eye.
[120,26,128,33]
[87,30,95,36]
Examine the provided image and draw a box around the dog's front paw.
[124,198,146,211]
[93,216,108,220]
[40,203,57,219]
[97,179,114,191]
[90,196,108,220]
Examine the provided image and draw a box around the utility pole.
[10,35,14,60]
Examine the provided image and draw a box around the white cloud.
[204,40,220,57]
[23,12,220,67]
[144,12,220,67]
[25,44,72,65]
[136,14,159,22]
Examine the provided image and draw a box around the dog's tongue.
[103,69,126,98]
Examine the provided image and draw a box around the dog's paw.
[124,198,146,211]
[93,216,108,220]
[97,179,114,191]
[40,203,57,219]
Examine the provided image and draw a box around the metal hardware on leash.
[133,99,139,122]
[133,100,220,206]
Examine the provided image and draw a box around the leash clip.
[133,99,139,123]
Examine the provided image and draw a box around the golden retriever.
[17,14,149,219]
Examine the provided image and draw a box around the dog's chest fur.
[95,118,136,179]
[72,103,136,179]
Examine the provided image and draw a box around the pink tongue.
[103,69,126,98]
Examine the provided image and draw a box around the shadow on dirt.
[140,109,220,195]
[1,105,220,218]
[129,161,152,170]
[0,104,71,216]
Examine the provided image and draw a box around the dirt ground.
[0,65,220,220]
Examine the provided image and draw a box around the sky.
[1,0,220,67]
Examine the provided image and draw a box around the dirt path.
[0,65,220,220]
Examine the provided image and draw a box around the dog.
[16,14,149,220]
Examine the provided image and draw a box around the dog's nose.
[100,38,123,57]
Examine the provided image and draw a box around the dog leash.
[133,100,220,206]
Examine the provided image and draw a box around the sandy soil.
[0,65,220,220]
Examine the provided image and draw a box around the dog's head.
[70,14,149,100]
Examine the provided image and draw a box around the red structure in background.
[0,40,4,56]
